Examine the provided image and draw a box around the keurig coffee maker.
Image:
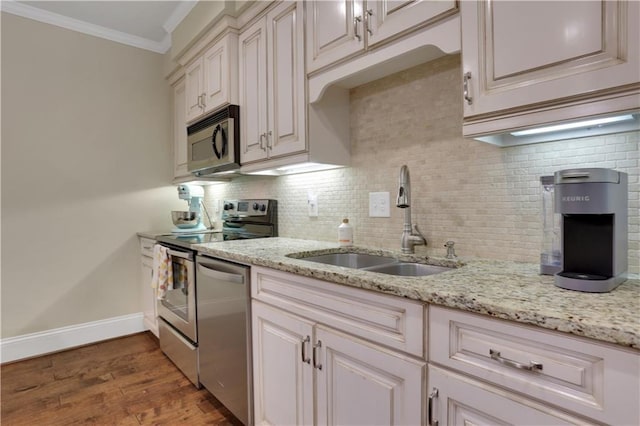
[554,168,628,292]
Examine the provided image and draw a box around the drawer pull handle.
[489,349,543,371]
[428,388,439,426]
[301,336,311,364]
[463,71,473,105]
[312,340,322,370]
[354,16,362,41]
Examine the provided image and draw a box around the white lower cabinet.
[139,237,158,337]
[428,365,592,425]
[315,325,425,426]
[251,266,426,425]
[251,268,640,425]
[252,301,315,426]
[428,306,640,425]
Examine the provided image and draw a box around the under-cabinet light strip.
[511,114,635,137]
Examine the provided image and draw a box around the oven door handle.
[167,249,194,261]
[197,263,244,284]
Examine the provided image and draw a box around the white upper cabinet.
[461,0,640,137]
[172,77,189,179]
[239,1,306,165]
[238,17,268,164]
[306,0,364,73]
[185,58,204,123]
[306,0,457,74]
[185,33,239,124]
[367,0,457,47]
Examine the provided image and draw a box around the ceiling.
[1,0,198,53]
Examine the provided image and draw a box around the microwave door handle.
[167,249,193,260]
[197,264,244,284]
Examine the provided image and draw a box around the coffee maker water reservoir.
[554,168,628,292]
[540,176,561,275]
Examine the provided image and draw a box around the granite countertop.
[137,231,173,239]
[194,238,640,350]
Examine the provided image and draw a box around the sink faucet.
[396,165,426,253]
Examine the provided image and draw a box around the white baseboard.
[0,313,147,363]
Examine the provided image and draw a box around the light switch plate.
[369,192,390,217]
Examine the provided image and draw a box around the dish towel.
[151,244,173,300]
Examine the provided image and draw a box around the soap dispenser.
[338,219,353,247]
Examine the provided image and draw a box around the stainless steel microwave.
[187,105,240,176]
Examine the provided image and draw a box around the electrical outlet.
[369,192,390,217]
[308,192,319,217]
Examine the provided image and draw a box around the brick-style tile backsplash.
[204,54,639,273]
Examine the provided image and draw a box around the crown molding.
[1,0,171,54]
[163,0,198,34]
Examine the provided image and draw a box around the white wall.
[1,13,184,338]
[205,55,639,273]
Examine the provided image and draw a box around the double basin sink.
[294,252,453,277]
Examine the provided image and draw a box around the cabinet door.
[239,18,269,164]
[202,34,238,115]
[266,1,306,158]
[141,255,158,337]
[461,0,640,119]
[202,40,228,115]
[185,57,204,123]
[306,0,365,73]
[428,365,592,425]
[316,325,425,426]
[252,301,314,426]
[173,79,189,179]
[367,0,457,48]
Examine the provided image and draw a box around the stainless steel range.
[155,199,276,424]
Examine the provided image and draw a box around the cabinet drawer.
[158,319,199,387]
[428,365,594,426]
[139,237,155,257]
[429,306,640,425]
[252,266,424,357]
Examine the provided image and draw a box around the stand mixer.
[172,184,208,233]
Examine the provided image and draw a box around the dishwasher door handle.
[197,263,245,284]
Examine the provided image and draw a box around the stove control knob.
[224,203,234,211]
[260,204,267,212]
[252,202,259,211]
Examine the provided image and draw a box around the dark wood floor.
[1,332,243,425]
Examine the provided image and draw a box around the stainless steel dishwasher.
[196,255,252,425]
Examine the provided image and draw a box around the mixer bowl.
[172,211,200,228]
